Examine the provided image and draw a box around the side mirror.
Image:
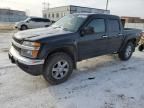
[80,26,95,36]
[26,20,29,23]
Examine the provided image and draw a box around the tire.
[138,45,144,52]
[118,42,135,61]
[43,52,73,85]
[21,25,28,30]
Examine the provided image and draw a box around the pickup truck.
[9,13,142,84]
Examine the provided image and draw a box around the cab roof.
[73,13,120,19]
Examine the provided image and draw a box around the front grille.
[12,36,23,53]
[13,37,23,44]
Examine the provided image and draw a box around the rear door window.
[30,18,40,22]
[42,19,50,22]
[34,18,50,22]
[36,18,43,22]
[108,19,120,32]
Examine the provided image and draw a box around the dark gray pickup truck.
[9,13,142,84]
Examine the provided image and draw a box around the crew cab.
[15,17,52,30]
[9,13,142,84]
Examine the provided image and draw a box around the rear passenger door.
[42,19,51,27]
[107,19,123,52]
[36,19,51,28]
[36,18,46,28]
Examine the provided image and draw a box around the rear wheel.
[43,52,73,85]
[119,42,134,61]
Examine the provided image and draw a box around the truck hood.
[14,27,73,40]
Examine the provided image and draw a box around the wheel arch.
[20,24,28,30]
[119,38,137,52]
[127,38,137,45]
[45,46,77,69]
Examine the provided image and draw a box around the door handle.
[102,35,108,38]
[118,33,123,36]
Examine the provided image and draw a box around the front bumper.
[8,46,44,75]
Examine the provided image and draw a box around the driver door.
[78,18,109,60]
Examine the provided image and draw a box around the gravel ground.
[0,32,144,108]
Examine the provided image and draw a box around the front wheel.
[43,52,73,85]
[118,42,135,61]
[20,25,28,30]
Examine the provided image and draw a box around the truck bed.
[124,28,142,37]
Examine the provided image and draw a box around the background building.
[43,5,110,21]
[0,8,27,22]
[121,16,144,23]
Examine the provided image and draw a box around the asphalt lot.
[0,31,144,108]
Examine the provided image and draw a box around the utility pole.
[43,0,46,10]
[47,2,50,10]
[106,0,109,10]
[43,0,50,10]
[42,0,50,18]
[25,9,30,16]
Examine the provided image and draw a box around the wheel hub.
[125,45,132,58]
[52,60,69,79]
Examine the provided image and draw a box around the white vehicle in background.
[15,17,52,30]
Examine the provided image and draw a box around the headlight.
[21,41,41,58]
[21,49,39,58]
[22,41,41,47]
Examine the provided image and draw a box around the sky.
[0,0,144,18]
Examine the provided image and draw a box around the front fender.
[39,41,78,61]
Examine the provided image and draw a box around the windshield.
[51,14,87,32]
[24,18,31,22]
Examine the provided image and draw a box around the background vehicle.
[9,13,142,84]
[138,31,144,51]
[15,17,52,30]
